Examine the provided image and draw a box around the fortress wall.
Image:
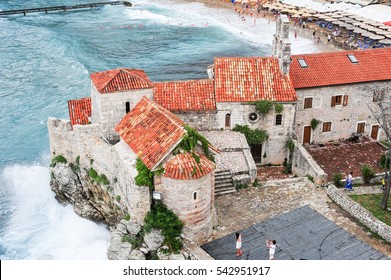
[47,117,150,224]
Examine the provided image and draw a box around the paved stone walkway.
[208,178,391,259]
[203,205,389,260]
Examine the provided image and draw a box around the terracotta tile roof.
[115,96,186,170]
[213,57,297,102]
[90,68,153,93]
[290,48,391,89]
[163,152,215,180]
[154,79,216,111]
[68,97,91,127]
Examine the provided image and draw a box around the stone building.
[290,49,390,144]
[48,14,391,245]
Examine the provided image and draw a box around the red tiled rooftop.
[214,57,297,102]
[68,97,91,127]
[163,152,215,180]
[90,68,153,93]
[290,48,391,89]
[115,96,186,170]
[154,79,216,111]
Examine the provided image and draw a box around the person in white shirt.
[266,239,277,260]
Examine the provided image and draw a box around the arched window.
[125,102,130,113]
[193,192,197,200]
[225,113,231,129]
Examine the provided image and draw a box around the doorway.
[371,124,379,140]
[251,144,263,164]
[303,126,311,144]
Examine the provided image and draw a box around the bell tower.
[272,14,291,74]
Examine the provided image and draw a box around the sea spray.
[0,163,110,259]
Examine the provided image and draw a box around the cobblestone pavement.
[210,177,391,258]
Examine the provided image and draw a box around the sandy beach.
[180,0,342,53]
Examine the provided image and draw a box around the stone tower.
[272,15,291,74]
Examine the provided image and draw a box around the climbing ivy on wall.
[174,125,214,162]
[232,124,268,145]
[253,100,284,115]
[135,159,154,188]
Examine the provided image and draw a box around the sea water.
[0,0,324,259]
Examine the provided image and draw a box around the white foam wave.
[0,163,110,260]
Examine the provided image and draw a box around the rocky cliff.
[50,162,123,226]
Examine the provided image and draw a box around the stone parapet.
[292,139,327,186]
[327,184,391,243]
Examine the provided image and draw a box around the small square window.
[347,54,358,63]
[298,58,308,68]
[357,122,365,133]
[275,114,283,125]
[322,122,332,132]
[304,97,313,109]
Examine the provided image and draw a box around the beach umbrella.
[369,34,385,40]
[379,39,391,45]
[291,14,301,18]
[375,30,390,35]
[331,20,344,25]
[368,21,384,27]
[385,33,391,39]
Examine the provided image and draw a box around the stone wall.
[216,102,296,165]
[327,184,391,243]
[295,82,387,144]
[48,117,150,224]
[90,85,153,143]
[176,111,218,131]
[291,139,328,186]
[155,173,215,245]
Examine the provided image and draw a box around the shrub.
[143,202,183,253]
[310,118,320,130]
[380,154,390,170]
[116,195,121,202]
[274,103,284,113]
[285,138,295,152]
[361,164,375,184]
[135,159,154,188]
[333,173,343,187]
[254,100,273,114]
[88,167,110,185]
[232,124,268,145]
[306,175,314,183]
[124,213,131,221]
[50,155,67,167]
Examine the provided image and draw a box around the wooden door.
[371,125,379,140]
[225,114,231,129]
[251,144,262,164]
[303,126,311,144]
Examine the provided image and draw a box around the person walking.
[344,172,353,191]
[266,239,276,260]
[236,232,243,257]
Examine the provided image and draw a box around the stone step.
[215,185,236,193]
[215,170,231,176]
[215,183,235,190]
[215,189,237,196]
[215,178,232,184]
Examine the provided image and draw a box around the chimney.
[272,14,291,75]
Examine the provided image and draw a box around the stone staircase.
[214,170,236,196]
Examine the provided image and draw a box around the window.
[331,95,348,107]
[275,114,283,125]
[248,112,259,123]
[225,113,231,129]
[297,58,308,68]
[322,122,332,132]
[193,192,197,200]
[125,102,131,113]
[347,54,358,63]
[304,97,313,109]
[357,122,365,133]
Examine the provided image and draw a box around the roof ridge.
[146,96,185,132]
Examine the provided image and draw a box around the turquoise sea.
[0,0,323,259]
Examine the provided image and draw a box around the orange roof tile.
[115,96,186,170]
[163,152,215,180]
[90,68,153,93]
[214,57,297,102]
[68,97,91,127]
[154,79,216,111]
[290,48,391,89]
